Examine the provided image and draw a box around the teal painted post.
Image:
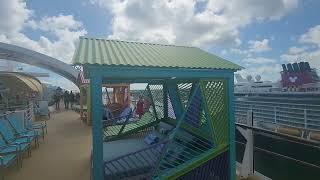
[167,82,183,119]
[91,75,103,180]
[163,82,168,120]
[227,76,236,180]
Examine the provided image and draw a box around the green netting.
[200,80,229,146]
[148,84,164,119]
[177,83,193,109]
[154,85,216,178]
[103,85,159,141]
[167,93,176,119]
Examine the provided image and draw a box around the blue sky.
[0,0,320,90]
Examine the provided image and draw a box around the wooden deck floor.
[4,110,92,180]
[2,108,262,180]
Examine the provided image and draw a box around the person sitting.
[117,105,132,123]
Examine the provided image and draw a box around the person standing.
[70,91,75,108]
[54,91,60,110]
[136,96,144,119]
[75,93,80,105]
[63,91,70,109]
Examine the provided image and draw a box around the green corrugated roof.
[72,37,241,70]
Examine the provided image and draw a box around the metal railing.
[235,100,320,132]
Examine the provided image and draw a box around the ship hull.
[236,130,320,180]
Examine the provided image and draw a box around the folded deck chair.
[0,118,33,159]
[6,113,39,147]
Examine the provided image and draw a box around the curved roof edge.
[0,42,79,84]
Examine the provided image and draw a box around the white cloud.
[0,0,32,34]
[0,1,87,63]
[281,25,320,68]
[0,0,87,90]
[299,25,320,47]
[242,57,276,64]
[239,63,282,82]
[230,38,272,56]
[248,39,272,53]
[288,46,308,54]
[230,48,248,55]
[281,50,320,68]
[91,0,298,48]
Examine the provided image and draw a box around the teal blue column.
[167,82,183,119]
[163,82,168,120]
[227,76,236,180]
[91,75,103,180]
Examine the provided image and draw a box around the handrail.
[235,100,320,132]
[234,100,320,108]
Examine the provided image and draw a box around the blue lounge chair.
[0,154,17,180]
[0,132,19,180]
[0,117,33,160]
[6,113,40,148]
[25,108,47,140]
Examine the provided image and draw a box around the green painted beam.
[160,144,229,180]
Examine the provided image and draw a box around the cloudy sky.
[0,0,319,90]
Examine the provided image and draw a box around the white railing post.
[304,109,307,129]
[240,109,254,178]
[274,106,277,124]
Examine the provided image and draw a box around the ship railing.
[235,100,320,133]
[235,100,320,109]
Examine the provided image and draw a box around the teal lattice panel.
[177,83,193,109]
[153,85,216,178]
[148,84,164,119]
[200,80,229,146]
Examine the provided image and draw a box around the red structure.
[281,62,319,90]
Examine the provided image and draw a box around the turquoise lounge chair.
[24,108,47,140]
[0,132,19,180]
[6,113,40,147]
[0,118,32,160]
[0,154,17,180]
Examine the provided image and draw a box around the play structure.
[73,37,241,180]
[77,72,131,125]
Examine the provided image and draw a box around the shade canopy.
[0,72,43,97]
[72,37,241,71]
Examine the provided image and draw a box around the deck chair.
[38,101,50,118]
[1,153,18,180]
[0,118,33,160]
[6,113,40,148]
[0,134,20,180]
[25,108,47,140]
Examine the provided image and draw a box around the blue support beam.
[167,82,183,120]
[87,65,233,80]
[227,76,236,180]
[90,75,103,180]
[163,82,168,120]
